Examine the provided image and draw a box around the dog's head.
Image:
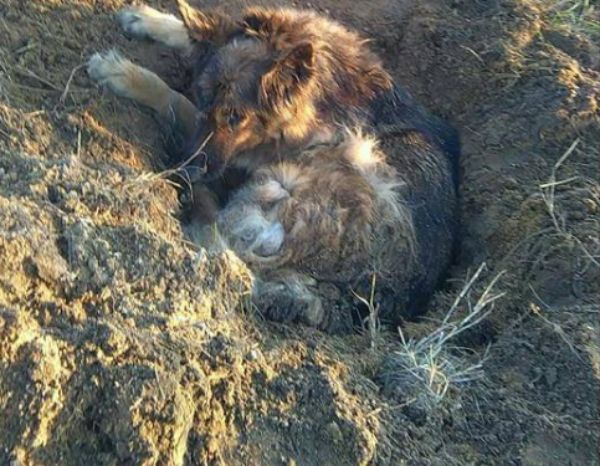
[177,2,391,180]
[185,35,317,180]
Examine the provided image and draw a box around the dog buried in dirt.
[88,0,459,333]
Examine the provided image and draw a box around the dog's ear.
[177,0,238,45]
[260,42,315,108]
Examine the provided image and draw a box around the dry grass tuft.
[538,138,600,269]
[380,263,505,408]
[353,273,381,349]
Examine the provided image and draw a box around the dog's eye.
[228,111,243,128]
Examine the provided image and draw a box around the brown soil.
[0,0,599,465]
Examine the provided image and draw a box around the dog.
[88,1,459,332]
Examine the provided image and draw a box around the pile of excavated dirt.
[0,0,598,464]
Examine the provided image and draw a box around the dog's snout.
[254,222,285,257]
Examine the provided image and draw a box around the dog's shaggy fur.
[88,1,459,332]
[212,130,415,330]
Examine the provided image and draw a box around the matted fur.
[216,129,415,269]
[202,129,419,330]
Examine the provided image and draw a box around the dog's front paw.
[117,5,155,40]
[116,5,189,49]
[87,50,137,99]
[253,278,327,328]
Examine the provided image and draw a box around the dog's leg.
[88,50,199,139]
[187,182,220,225]
[117,5,191,50]
[253,274,327,329]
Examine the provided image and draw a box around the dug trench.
[0,0,598,465]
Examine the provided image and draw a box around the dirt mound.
[0,0,598,464]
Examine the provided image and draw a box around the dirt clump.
[0,0,598,465]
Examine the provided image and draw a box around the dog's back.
[369,84,460,183]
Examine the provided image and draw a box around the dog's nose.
[253,222,285,257]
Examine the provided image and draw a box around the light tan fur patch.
[117,5,192,50]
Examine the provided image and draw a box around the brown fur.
[177,0,238,45]
[209,128,453,332]
[88,3,459,332]
[90,3,396,188]
[203,129,416,331]
[177,1,394,178]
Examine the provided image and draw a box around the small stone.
[584,198,597,213]
[326,421,343,444]
[194,321,208,333]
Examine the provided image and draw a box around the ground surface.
[0,0,599,464]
